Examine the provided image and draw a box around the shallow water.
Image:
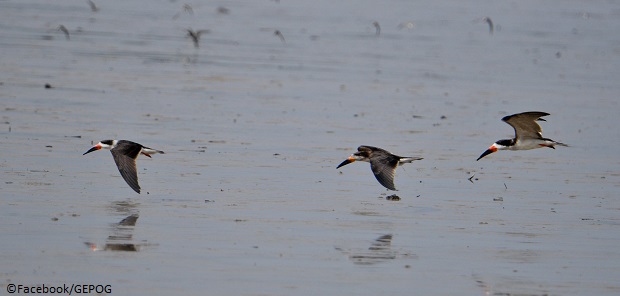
[1,0,620,295]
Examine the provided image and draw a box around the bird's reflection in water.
[336,234,416,265]
[85,201,144,252]
[348,234,396,265]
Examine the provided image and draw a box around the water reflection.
[84,201,142,252]
[472,274,550,296]
[337,234,415,265]
[349,234,396,265]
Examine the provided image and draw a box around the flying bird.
[483,17,494,34]
[186,29,210,48]
[57,25,70,40]
[372,21,381,36]
[274,30,286,43]
[83,140,164,193]
[477,111,568,161]
[87,0,99,12]
[337,145,422,190]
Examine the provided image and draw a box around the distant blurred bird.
[57,25,70,40]
[183,3,193,15]
[172,4,193,19]
[373,21,381,36]
[186,29,210,48]
[483,17,494,35]
[337,145,422,191]
[87,0,99,12]
[274,30,286,43]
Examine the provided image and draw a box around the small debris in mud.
[204,199,214,203]
[217,6,230,15]
[493,197,503,202]
[45,83,52,89]
[386,194,400,201]
[51,217,59,221]
[179,149,205,153]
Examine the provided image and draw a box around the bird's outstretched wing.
[110,144,142,193]
[369,152,400,191]
[502,111,549,140]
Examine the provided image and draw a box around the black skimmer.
[337,146,422,191]
[186,29,210,48]
[483,17,494,35]
[477,111,568,161]
[87,0,99,12]
[372,21,381,36]
[274,30,286,43]
[83,140,164,194]
[57,25,70,40]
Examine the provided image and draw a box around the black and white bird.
[83,140,164,193]
[337,145,422,191]
[477,111,568,161]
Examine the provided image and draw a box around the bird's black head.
[353,150,370,158]
[496,139,515,146]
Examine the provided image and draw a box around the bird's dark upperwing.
[369,153,400,191]
[110,146,141,194]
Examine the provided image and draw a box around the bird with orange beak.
[477,111,568,161]
[337,145,422,191]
